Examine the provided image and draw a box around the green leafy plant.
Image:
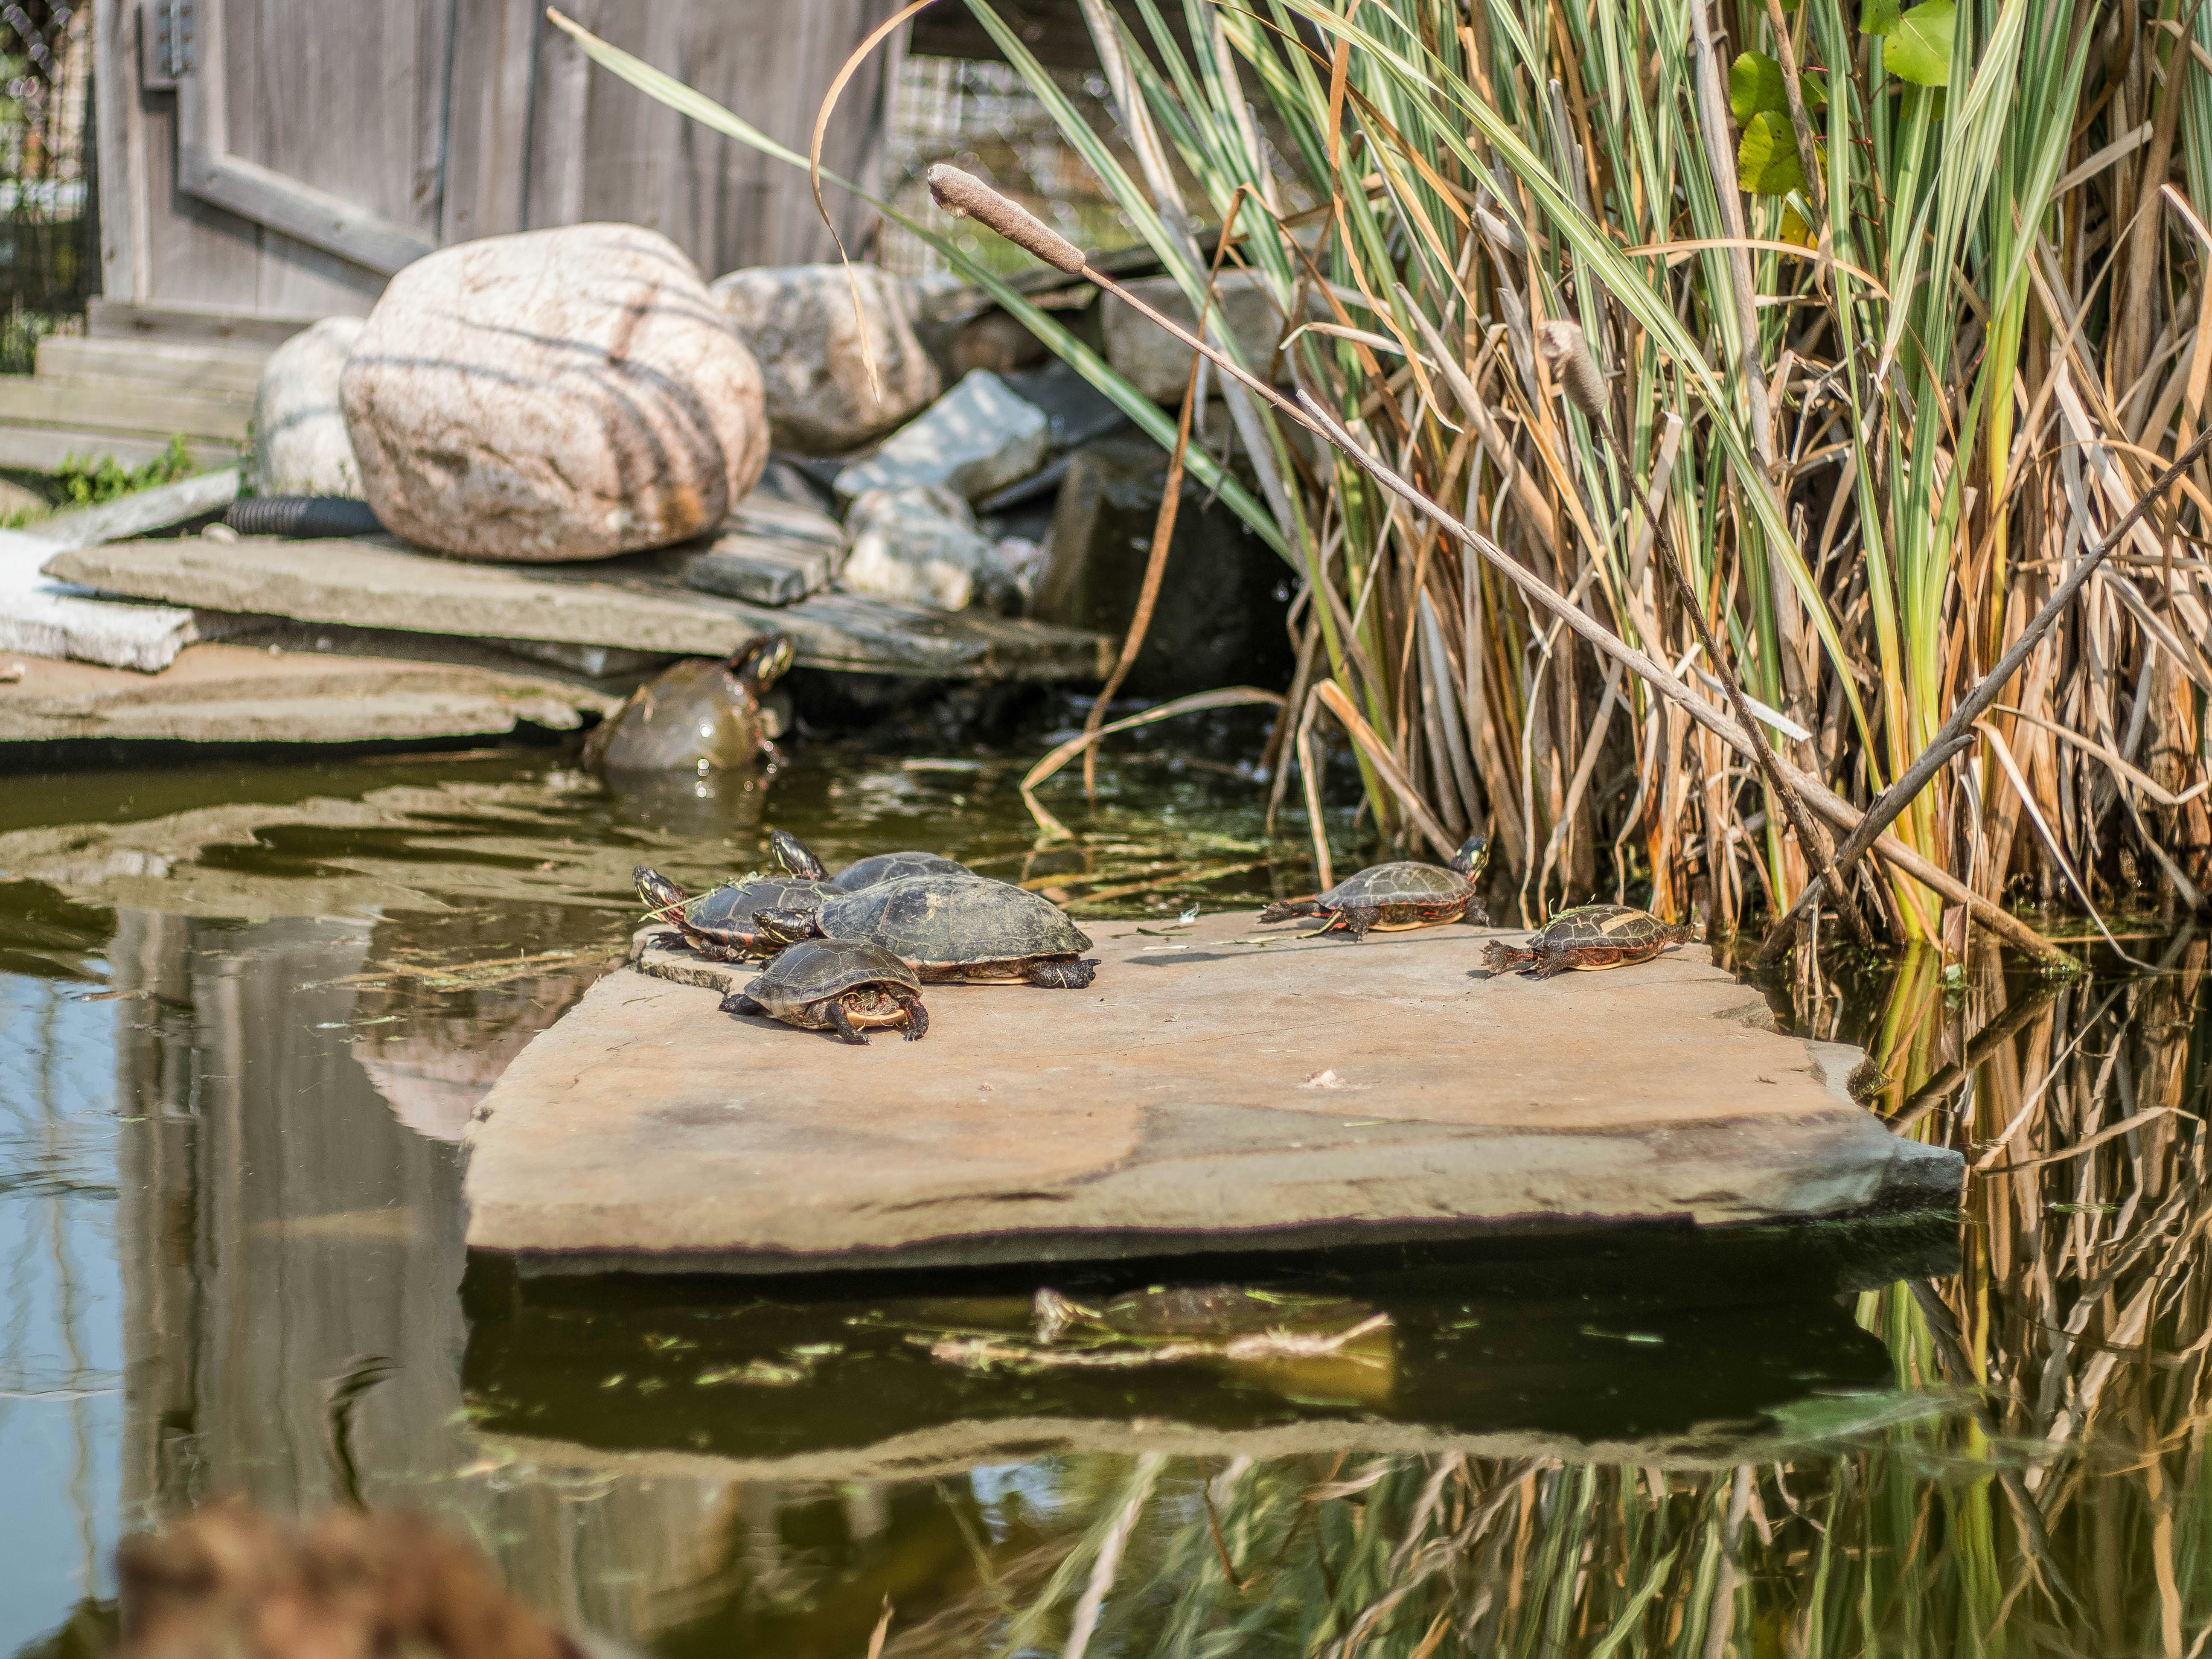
[52,435,194,508]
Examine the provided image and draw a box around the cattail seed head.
[925,163,1088,276]
[1537,319,1608,421]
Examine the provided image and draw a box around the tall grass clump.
[554,0,2212,953]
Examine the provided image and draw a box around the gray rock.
[341,224,768,564]
[1101,269,1298,403]
[833,370,1049,503]
[713,264,942,455]
[841,485,1005,613]
[1032,431,1294,697]
[252,317,367,498]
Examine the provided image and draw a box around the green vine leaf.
[1884,0,1955,85]
[1737,110,1806,195]
[1729,53,1827,125]
[1860,0,1902,34]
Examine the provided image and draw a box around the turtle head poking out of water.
[1257,834,1491,940]
[583,632,794,774]
[722,938,930,1044]
[1482,905,1698,978]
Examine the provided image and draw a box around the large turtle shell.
[812,874,1091,968]
[835,851,972,890]
[1532,904,1668,948]
[1321,859,1470,908]
[744,939,919,1017]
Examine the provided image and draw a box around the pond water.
[0,718,2206,1657]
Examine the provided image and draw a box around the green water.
[1,725,2206,1656]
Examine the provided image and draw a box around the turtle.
[1257,835,1491,940]
[633,861,843,961]
[756,873,1099,987]
[768,832,974,891]
[583,634,793,774]
[720,939,929,1044]
[1481,905,1698,978]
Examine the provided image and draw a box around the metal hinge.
[141,0,194,88]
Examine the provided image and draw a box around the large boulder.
[341,224,767,563]
[253,317,367,498]
[712,264,941,454]
[1100,269,1300,404]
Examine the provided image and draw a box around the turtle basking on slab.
[1482,905,1698,978]
[721,939,929,1044]
[769,832,974,892]
[757,873,1098,987]
[634,861,842,961]
[1258,835,1491,940]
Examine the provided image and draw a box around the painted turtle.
[770,832,974,891]
[634,860,843,961]
[757,873,1098,987]
[584,634,793,774]
[1258,835,1490,940]
[721,939,929,1044]
[1482,905,1697,978]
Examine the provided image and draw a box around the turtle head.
[1449,835,1491,880]
[754,907,826,947]
[634,865,686,913]
[768,829,828,880]
[729,632,795,693]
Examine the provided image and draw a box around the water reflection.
[0,746,2207,1655]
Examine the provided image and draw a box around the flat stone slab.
[47,533,1111,681]
[0,642,616,744]
[464,914,1961,1271]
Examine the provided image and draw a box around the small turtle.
[584,634,793,774]
[1482,905,1698,978]
[634,859,842,961]
[757,873,1098,987]
[1258,835,1491,940]
[770,833,973,891]
[721,939,929,1044]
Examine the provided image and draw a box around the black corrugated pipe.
[222,496,384,538]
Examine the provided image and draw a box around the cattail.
[1537,318,1608,421]
[925,163,1088,276]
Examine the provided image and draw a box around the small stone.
[341,224,768,564]
[951,309,1050,377]
[840,485,1001,613]
[1032,432,1294,697]
[713,264,942,455]
[833,370,1049,503]
[1100,269,1301,404]
[252,317,367,498]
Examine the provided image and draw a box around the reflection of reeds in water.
[949,937,2210,1656]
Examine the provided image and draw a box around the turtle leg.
[1258,896,1322,923]
[756,907,825,946]
[1532,952,1577,979]
[1335,905,1382,942]
[826,1000,871,1045]
[1027,957,1099,989]
[1462,900,1492,926]
[888,987,930,1040]
[719,992,766,1016]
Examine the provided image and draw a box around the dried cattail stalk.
[1537,319,1608,421]
[925,163,1088,275]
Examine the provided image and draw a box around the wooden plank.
[38,336,269,397]
[178,147,437,277]
[45,536,1115,680]
[440,0,538,244]
[86,298,315,349]
[92,0,140,305]
[0,427,243,474]
[0,378,254,442]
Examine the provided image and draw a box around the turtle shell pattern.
[809,873,1091,978]
[835,851,972,890]
[1485,904,1695,978]
[743,938,920,1019]
[1321,860,1471,911]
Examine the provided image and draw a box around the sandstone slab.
[833,369,1049,501]
[712,264,940,453]
[464,914,1961,1272]
[342,224,768,562]
[46,534,1112,681]
[253,317,367,497]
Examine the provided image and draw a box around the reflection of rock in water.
[106,908,737,1641]
[348,903,608,1144]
